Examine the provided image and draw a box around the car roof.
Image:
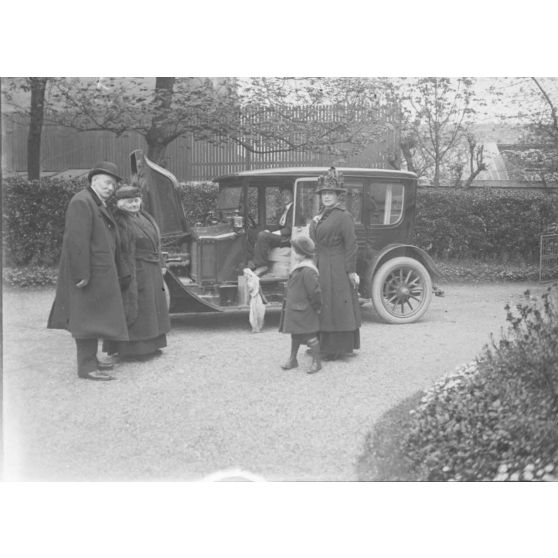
[214,167,417,181]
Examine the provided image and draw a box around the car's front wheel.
[371,256,433,324]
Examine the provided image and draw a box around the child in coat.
[278,235,322,374]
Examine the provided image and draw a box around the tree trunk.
[400,141,417,174]
[146,142,169,165]
[27,78,48,180]
[145,77,176,165]
[464,168,483,188]
[433,159,440,187]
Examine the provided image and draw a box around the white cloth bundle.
[243,268,266,333]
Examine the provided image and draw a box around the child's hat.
[291,236,316,257]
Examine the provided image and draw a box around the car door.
[292,177,319,242]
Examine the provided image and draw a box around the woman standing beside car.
[103,185,171,361]
[310,167,361,360]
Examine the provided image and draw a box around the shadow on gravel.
[170,309,282,331]
[169,303,385,331]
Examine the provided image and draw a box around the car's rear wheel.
[371,256,433,324]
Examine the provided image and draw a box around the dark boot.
[307,337,322,374]
[281,338,300,370]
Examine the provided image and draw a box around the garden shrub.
[2,176,83,266]
[177,181,218,226]
[3,266,59,288]
[414,188,558,263]
[2,176,218,268]
[4,177,557,274]
[371,285,558,482]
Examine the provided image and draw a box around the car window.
[246,185,259,226]
[345,180,363,225]
[265,186,284,227]
[294,179,319,226]
[216,185,242,210]
[366,182,404,225]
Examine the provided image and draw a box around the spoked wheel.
[371,256,433,324]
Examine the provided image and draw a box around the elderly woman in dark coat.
[309,167,361,360]
[103,185,171,360]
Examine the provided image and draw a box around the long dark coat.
[115,209,170,341]
[47,188,128,340]
[309,206,361,332]
[279,262,322,334]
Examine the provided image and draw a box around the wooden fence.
[2,107,399,182]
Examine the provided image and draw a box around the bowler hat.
[88,161,123,183]
[291,235,316,257]
[315,166,346,194]
[115,185,142,199]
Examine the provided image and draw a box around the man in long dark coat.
[47,161,129,380]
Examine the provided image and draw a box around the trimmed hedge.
[414,188,558,263]
[3,177,558,268]
[2,176,84,266]
[358,285,558,482]
[2,176,218,267]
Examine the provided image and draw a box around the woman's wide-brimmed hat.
[291,235,316,257]
[88,161,123,183]
[315,166,346,194]
[115,185,142,200]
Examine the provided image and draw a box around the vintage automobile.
[131,149,444,324]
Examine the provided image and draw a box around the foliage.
[4,176,558,271]
[2,77,395,167]
[3,266,58,287]
[494,77,558,185]
[2,175,83,266]
[388,78,477,185]
[414,188,558,262]
[406,287,558,481]
[229,77,393,159]
[3,78,49,179]
[436,259,539,283]
[358,286,558,482]
[176,181,218,225]
[1,176,218,267]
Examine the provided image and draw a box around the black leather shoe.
[79,371,115,381]
[280,358,298,370]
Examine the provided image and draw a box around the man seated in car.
[248,186,293,276]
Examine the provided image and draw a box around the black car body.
[131,150,443,323]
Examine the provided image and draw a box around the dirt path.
[2,282,546,481]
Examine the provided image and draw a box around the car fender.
[362,244,446,296]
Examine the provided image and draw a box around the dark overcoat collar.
[87,186,116,225]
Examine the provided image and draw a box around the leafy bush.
[437,259,539,283]
[177,181,218,225]
[404,286,557,481]
[2,176,84,266]
[414,188,558,263]
[4,176,557,271]
[3,266,58,287]
[2,176,218,267]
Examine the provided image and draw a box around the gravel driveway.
[2,282,546,481]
